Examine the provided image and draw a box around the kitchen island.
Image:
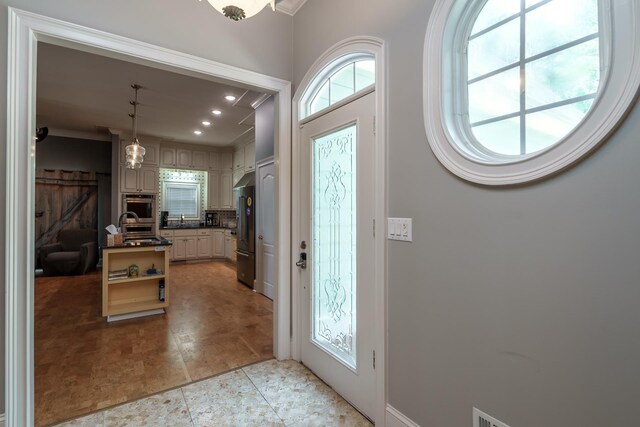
[102,237,172,322]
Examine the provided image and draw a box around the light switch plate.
[387,218,412,242]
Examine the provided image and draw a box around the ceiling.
[36,43,269,146]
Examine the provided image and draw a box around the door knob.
[296,252,307,269]
[258,235,263,240]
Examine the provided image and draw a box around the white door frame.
[5,8,292,426]
[291,37,387,425]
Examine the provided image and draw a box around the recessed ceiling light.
[194,130,202,135]
[225,95,236,102]
[202,121,211,126]
[212,110,222,116]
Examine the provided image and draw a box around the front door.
[299,91,376,418]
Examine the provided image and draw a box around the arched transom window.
[300,53,375,120]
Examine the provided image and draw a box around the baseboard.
[386,405,420,427]
[0,412,6,427]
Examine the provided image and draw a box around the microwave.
[122,194,156,224]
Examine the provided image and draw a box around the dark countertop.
[160,225,236,231]
[102,236,172,249]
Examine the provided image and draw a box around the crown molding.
[276,0,307,16]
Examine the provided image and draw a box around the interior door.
[299,91,376,418]
[257,161,276,299]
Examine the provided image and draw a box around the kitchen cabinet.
[233,147,245,170]
[224,230,237,261]
[173,238,186,260]
[121,141,159,166]
[175,148,209,170]
[160,147,177,167]
[163,229,221,261]
[209,152,220,170]
[220,172,233,209]
[102,245,170,318]
[177,149,192,168]
[244,141,256,172]
[213,230,225,257]
[185,237,197,259]
[120,165,158,194]
[192,150,208,169]
[221,152,233,170]
[196,230,213,258]
[208,172,220,209]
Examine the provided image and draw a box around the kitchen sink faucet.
[118,211,139,231]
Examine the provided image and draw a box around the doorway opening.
[6,8,291,425]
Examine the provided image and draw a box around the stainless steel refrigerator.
[235,175,255,288]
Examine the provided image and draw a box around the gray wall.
[255,96,275,162]
[35,136,112,173]
[293,1,640,426]
[0,0,293,415]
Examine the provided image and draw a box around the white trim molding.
[291,36,387,426]
[276,0,307,16]
[424,0,640,185]
[5,8,292,426]
[386,405,421,427]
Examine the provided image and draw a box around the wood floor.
[35,261,273,427]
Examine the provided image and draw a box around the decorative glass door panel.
[312,123,357,369]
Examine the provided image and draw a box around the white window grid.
[463,0,601,156]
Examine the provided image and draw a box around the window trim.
[424,0,640,185]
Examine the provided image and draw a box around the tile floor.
[54,359,373,427]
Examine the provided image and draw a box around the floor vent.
[473,408,510,427]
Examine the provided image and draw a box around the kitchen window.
[423,0,640,185]
[163,182,201,220]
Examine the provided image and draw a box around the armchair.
[40,229,98,276]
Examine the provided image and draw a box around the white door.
[299,91,376,418]
[257,161,276,299]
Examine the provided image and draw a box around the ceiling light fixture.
[202,121,211,126]
[125,84,145,169]
[212,110,222,115]
[225,95,236,102]
[201,0,284,21]
[194,130,203,135]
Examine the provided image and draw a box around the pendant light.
[125,84,145,169]
[203,0,282,21]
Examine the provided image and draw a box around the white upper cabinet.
[176,149,192,168]
[220,172,233,209]
[208,172,220,209]
[192,150,208,169]
[221,152,233,170]
[244,141,256,172]
[139,167,158,193]
[120,165,158,194]
[160,147,177,167]
[209,152,220,170]
[233,147,245,170]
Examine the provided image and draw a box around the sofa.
[40,229,98,276]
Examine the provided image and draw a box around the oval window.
[424,0,640,185]
[466,0,600,157]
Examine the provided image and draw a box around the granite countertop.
[160,225,237,230]
[102,236,172,249]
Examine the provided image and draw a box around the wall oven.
[122,194,156,224]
